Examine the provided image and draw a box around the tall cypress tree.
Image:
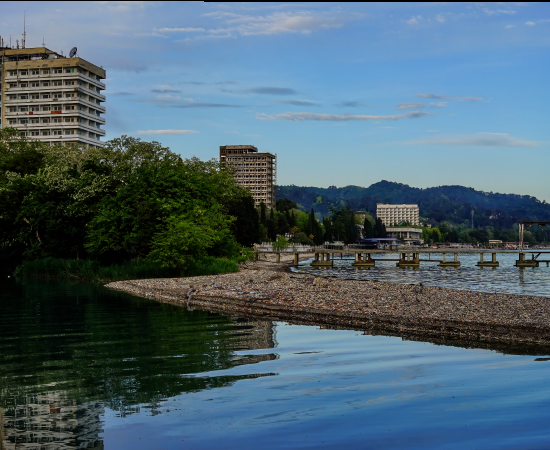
[363,218,374,238]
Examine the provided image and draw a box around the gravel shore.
[106,253,550,352]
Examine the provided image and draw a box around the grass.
[15,256,240,282]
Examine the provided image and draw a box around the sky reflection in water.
[1,278,550,449]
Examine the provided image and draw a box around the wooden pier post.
[515,252,539,267]
[293,252,299,266]
[311,251,333,267]
[439,252,461,267]
[477,252,499,267]
[352,251,375,267]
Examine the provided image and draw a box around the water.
[2,277,550,449]
[293,252,550,297]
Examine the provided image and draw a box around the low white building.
[386,227,423,245]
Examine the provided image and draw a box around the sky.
[1,2,549,200]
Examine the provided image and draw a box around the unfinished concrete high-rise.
[220,145,276,209]
[0,43,106,147]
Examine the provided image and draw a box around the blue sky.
[2,2,549,200]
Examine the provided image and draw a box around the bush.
[15,256,239,282]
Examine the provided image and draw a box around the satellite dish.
[69,47,77,58]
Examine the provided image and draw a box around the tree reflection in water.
[0,278,277,449]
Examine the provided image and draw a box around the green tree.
[363,217,374,238]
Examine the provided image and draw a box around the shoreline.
[106,253,550,353]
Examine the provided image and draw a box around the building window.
[42,69,50,75]
[53,93,63,99]
[31,70,40,75]
[31,94,39,99]
[20,95,28,99]
[65,68,74,74]
[31,82,39,87]
[20,71,28,76]
[9,71,17,76]
[65,80,75,85]
[53,81,62,86]
[20,83,28,87]
[42,131,51,136]
[65,105,75,111]
[52,130,62,136]
[30,131,40,136]
[9,83,17,88]
[8,119,16,125]
[30,119,40,124]
[41,106,51,111]
[19,119,28,124]
[8,107,16,112]
[42,118,50,123]
[42,94,50,99]
[19,107,28,112]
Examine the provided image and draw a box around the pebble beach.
[106,253,550,350]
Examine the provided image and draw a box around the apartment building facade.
[376,204,420,226]
[220,145,277,209]
[0,46,106,147]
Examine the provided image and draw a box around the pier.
[254,248,550,268]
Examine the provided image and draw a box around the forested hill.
[277,181,550,228]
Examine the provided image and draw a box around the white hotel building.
[0,46,105,147]
[376,204,420,227]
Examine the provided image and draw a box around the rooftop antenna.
[42,36,45,47]
[22,12,26,49]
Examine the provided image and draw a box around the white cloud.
[429,102,447,108]
[404,15,422,25]
[435,14,446,23]
[405,132,537,148]
[256,111,432,121]
[525,21,536,26]
[505,24,515,29]
[137,129,199,135]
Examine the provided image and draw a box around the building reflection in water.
[1,392,104,449]
[0,318,276,449]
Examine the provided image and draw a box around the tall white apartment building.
[376,204,419,226]
[0,46,106,147]
[220,145,277,209]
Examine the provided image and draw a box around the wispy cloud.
[397,102,425,109]
[156,27,206,33]
[245,87,297,95]
[416,93,484,102]
[137,129,199,135]
[151,88,181,93]
[336,101,370,108]
[276,100,318,106]
[404,15,422,25]
[94,1,151,12]
[483,8,517,16]
[257,111,432,121]
[405,133,537,148]
[202,10,346,37]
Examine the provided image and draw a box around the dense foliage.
[278,181,550,244]
[0,129,258,276]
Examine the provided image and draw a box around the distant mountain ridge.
[276,181,550,228]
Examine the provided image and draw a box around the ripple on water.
[292,253,550,297]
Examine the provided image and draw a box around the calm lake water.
[294,252,550,297]
[2,277,550,449]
